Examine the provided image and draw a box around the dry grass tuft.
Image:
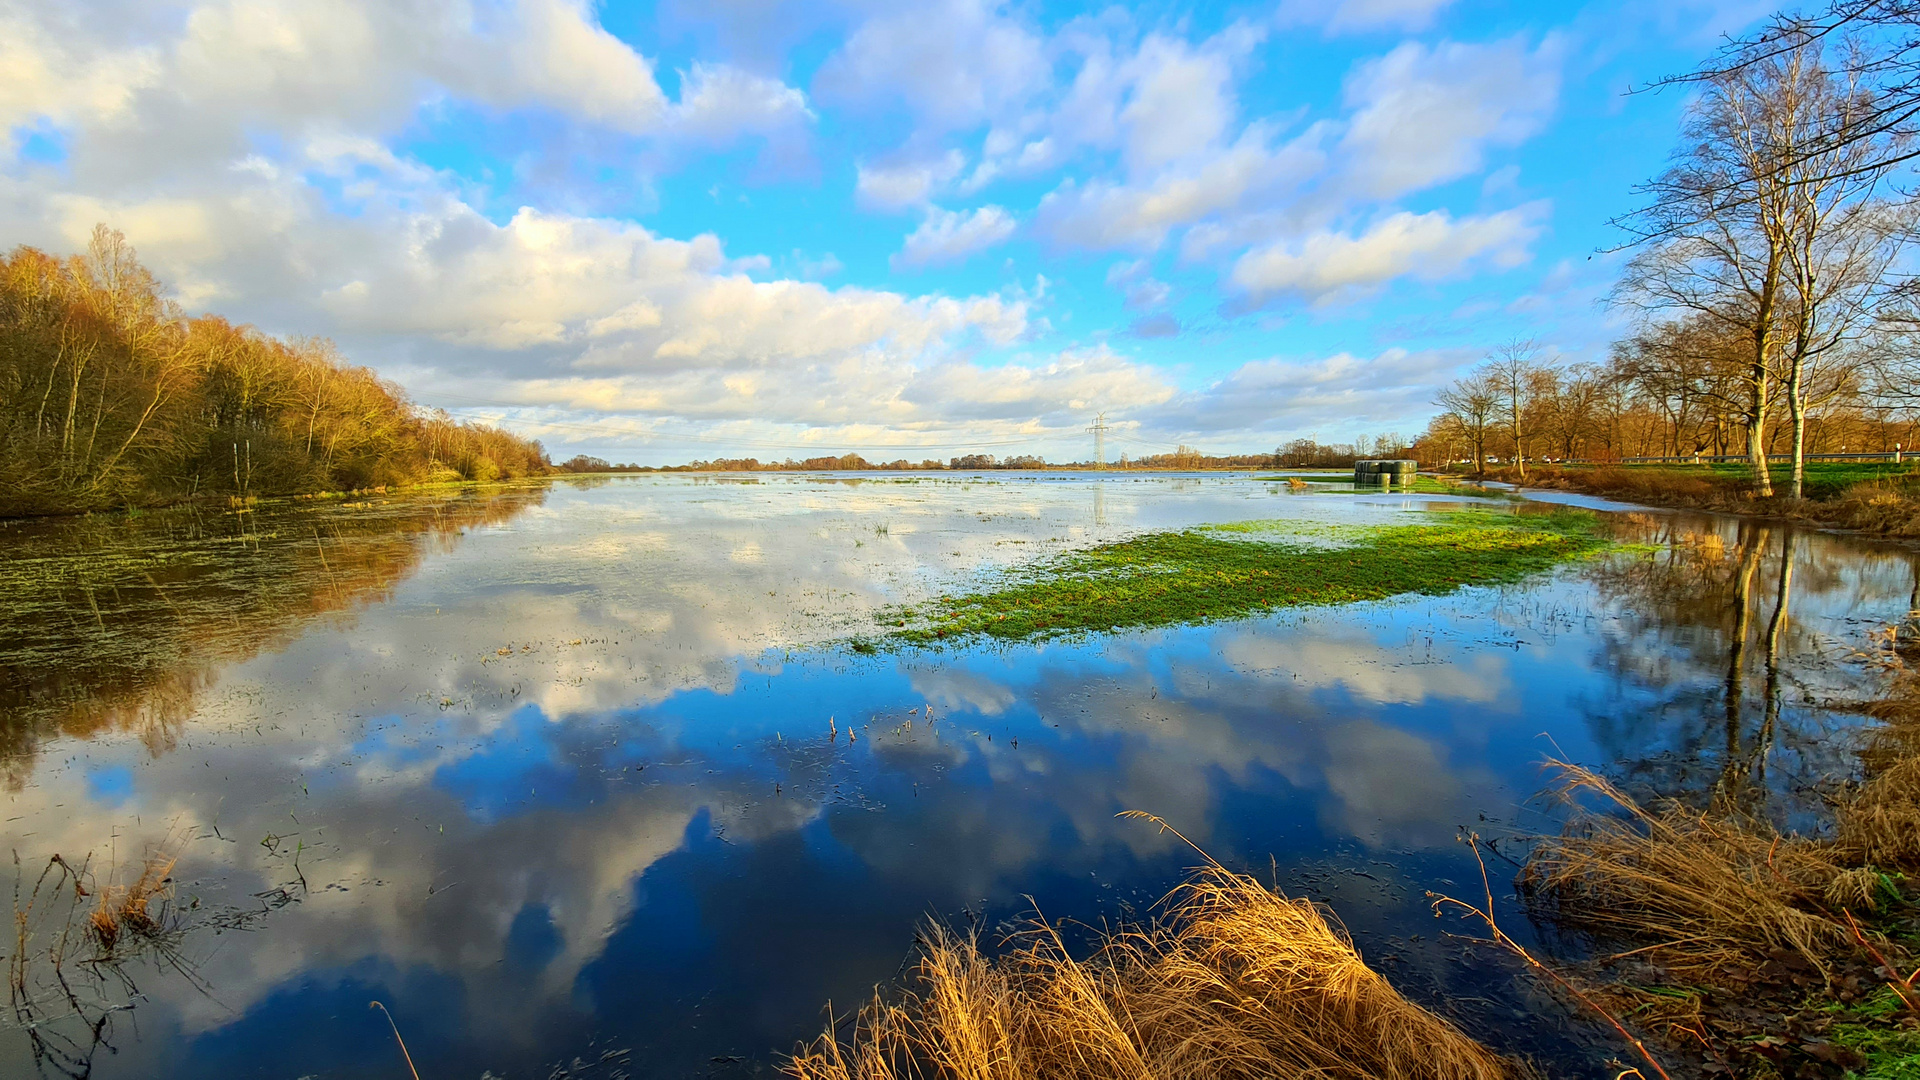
[1521,762,1854,981]
[1834,756,1920,869]
[84,848,177,953]
[786,865,1511,1080]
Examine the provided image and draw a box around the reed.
[788,836,1511,1080]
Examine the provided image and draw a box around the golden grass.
[84,847,177,952]
[1520,762,1855,981]
[786,864,1511,1080]
[1523,612,1920,991]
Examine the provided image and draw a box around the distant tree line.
[1425,10,1920,490]
[0,227,550,516]
[553,443,1417,473]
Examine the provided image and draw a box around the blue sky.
[1,0,1776,463]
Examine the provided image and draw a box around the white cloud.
[1116,29,1260,175]
[1338,37,1561,200]
[892,205,1018,269]
[0,3,161,142]
[904,346,1175,420]
[1229,206,1542,305]
[666,61,812,143]
[1142,346,1476,436]
[473,0,669,130]
[813,0,1049,131]
[1034,123,1328,252]
[1276,0,1459,33]
[856,150,965,211]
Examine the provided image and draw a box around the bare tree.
[1434,371,1500,475]
[1482,338,1558,479]
[1617,39,1907,496]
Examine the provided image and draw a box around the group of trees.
[1271,435,1412,468]
[0,228,549,516]
[1419,333,1919,474]
[1428,5,1920,492]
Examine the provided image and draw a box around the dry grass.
[1522,623,1920,984]
[84,847,177,952]
[786,864,1511,1080]
[1520,762,1856,981]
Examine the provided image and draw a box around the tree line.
[557,442,1412,473]
[1424,7,1920,494]
[0,227,550,516]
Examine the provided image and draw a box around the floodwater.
[1,473,1915,1079]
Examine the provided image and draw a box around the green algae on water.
[884,509,1613,644]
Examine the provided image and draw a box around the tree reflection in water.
[0,485,547,786]
[1578,512,1916,823]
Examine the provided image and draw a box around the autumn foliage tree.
[0,227,548,516]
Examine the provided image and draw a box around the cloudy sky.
[2,0,1774,463]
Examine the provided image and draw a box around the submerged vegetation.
[0,486,543,786]
[0,227,549,518]
[885,509,1612,644]
[787,856,1510,1080]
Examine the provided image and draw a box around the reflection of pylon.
[1088,412,1109,470]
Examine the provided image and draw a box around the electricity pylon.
[1088,412,1109,470]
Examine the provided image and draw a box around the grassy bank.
[1481,463,1920,540]
[882,509,1612,645]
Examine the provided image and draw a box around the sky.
[1,0,1780,464]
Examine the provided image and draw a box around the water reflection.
[0,486,547,786]
[1575,513,1915,824]
[0,475,1911,1078]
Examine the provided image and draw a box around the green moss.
[1833,1024,1920,1079]
[885,509,1611,644]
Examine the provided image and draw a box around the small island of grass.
[884,508,1613,645]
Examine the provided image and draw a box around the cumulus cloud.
[1034,123,1328,252]
[1337,37,1561,200]
[1228,206,1543,306]
[812,0,1049,131]
[892,205,1018,269]
[666,61,812,144]
[0,0,1583,456]
[1139,346,1477,437]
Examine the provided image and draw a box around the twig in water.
[1427,832,1675,1080]
[370,1000,422,1080]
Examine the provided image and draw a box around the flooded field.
[1,473,1915,1079]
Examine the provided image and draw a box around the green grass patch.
[883,509,1611,644]
[1833,1023,1920,1079]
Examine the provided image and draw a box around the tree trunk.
[1746,360,1773,497]
[1787,351,1808,499]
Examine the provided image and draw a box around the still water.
[1,473,1915,1078]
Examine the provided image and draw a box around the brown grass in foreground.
[785,864,1512,1080]
[1523,607,1920,980]
[1520,763,1863,982]
[1522,622,1920,1000]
